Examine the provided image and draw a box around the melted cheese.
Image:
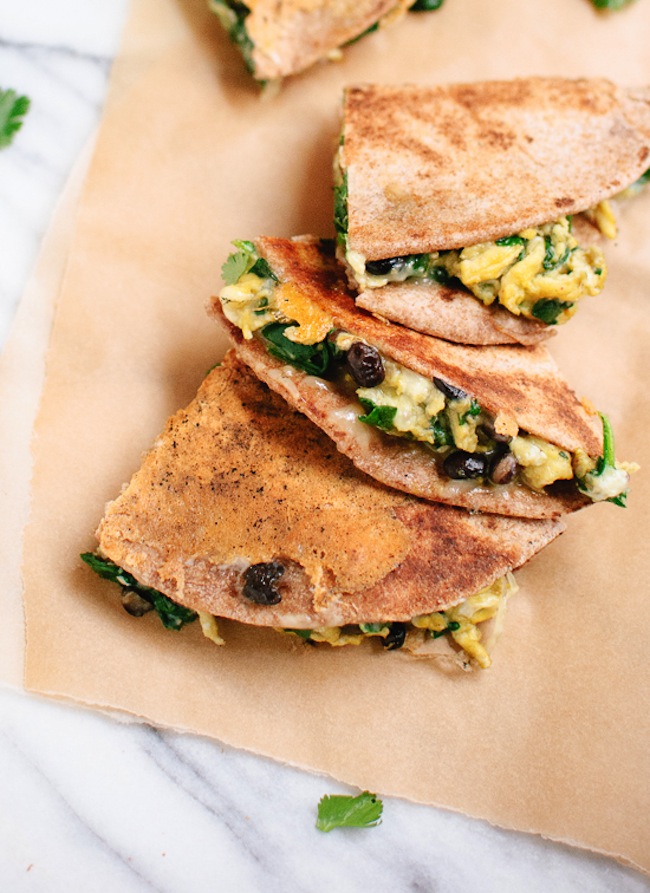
[275,282,333,345]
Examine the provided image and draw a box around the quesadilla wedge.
[86,352,564,669]
[209,0,414,83]
[335,78,650,343]
[212,236,637,519]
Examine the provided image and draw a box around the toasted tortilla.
[340,78,650,259]
[355,279,553,346]
[211,236,605,518]
[96,352,564,628]
[213,0,412,82]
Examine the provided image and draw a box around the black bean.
[442,450,488,479]
[489,451,519,485]
[433,377,468,401]
[242,561,284,605]
[346,342,385,387]
[121,589,154,617]
[382,622,407,650]
[365,256,405,276]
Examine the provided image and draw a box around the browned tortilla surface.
[340,78,650,259]
[243,0,411,81]
[355,279,553,346]
[96,353,563,627]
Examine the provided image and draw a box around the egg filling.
[219,244,635,506]
[340,217,606,325]
[281,572,518,669]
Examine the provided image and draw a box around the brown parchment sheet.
[10,0,650,873]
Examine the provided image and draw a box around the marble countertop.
[2,2,649,890]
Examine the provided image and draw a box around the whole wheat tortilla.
[355,279,553,346]
[222,0,412,81]
[95,351,564,628]
[340,78,650,260]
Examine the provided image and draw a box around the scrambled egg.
[572,447,638,503]
[343,340,580,490]
[198,612,225,645]
[587,200,618,240]
[509,435,573,490]
[196,574,515,668]
[347,216,607,325]
[220,271,279,339]
[220,271,332,344]
[412,573,517,669]
[436,218,606,324]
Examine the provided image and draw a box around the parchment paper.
[9,0,650,873]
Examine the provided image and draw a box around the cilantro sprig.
[0,88,30,149]
[221,240,278,286]
[316,791,383,832]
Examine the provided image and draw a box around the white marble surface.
[1,2,649,890]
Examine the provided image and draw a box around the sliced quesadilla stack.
[212,235,636,520]
[334,78,650,345]
[85,352,565,668]
[84,76,642,669]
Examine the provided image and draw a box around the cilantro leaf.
[316,792,383,832]
[221,241,278,286]
[0,89,30,149]
[80,552,197,630]
[221,240,256,285]
[590,0,633,8]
